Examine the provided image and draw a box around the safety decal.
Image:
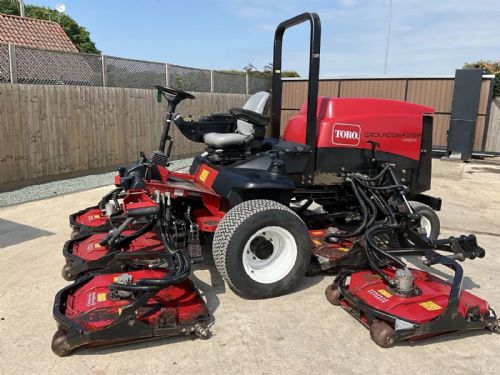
[199,169,210,182]
[419,301,442,311]
[97,293,107,302]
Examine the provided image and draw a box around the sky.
[27,0,500,77]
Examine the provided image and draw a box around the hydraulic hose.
[333,178,370,238]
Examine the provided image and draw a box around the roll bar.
[271,12,321,180]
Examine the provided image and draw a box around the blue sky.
[28,0,500,77]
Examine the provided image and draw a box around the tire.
[213,199,311,299]
[409,201,440,241]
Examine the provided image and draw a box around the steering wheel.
[155,85,195,101]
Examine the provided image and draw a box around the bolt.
[252,256,256,260]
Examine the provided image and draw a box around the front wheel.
[213,200,311,299]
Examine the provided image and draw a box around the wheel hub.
[249,236,274,260]
[242,226,298,284]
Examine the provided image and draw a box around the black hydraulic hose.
[351,177,406,191]
[109,251,191,292]
[350,164,391,182]
[357,186,378,229]
[334,178,370,238]
[365,224,407,268]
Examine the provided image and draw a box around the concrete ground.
[0,159,499,374]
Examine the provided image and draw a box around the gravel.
[0,158,193,207]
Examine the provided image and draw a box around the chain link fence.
[213,71,246,94]
[0,44,9,83]
[167,64,211,92]
[105,56,166,89]
[15,46,103,85]
[0,43,271,93]
[249,74,271,94]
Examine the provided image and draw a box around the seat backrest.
[237,91,271,135]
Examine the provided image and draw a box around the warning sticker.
[337,247,350,252]
[377,289,393,298]
[97,293,107,302]
[93,214,101,219]
[199,169,209,182]
[419,301,442,311]
[312,239,322,246]
[94,243,102,249]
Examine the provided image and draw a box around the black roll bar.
[272,12,321,181]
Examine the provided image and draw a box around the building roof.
[0,13,78,52]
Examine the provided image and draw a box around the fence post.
[101,55,107,87]
[8,44,17,83]
[210,70,214,93]
[245,74,249,95]
[165,63,169,86]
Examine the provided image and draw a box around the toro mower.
[51,12,497,355]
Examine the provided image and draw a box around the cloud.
[218,0,500,76]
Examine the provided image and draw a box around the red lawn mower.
[52,13,498,355]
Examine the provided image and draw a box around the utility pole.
[384,0,392,75]
[18,0,25,17]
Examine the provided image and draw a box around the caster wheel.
[325,284,341,306]
[194,322,211,340]
[370,319,395,348]
[61,264,76,281]
[51,328,73,357]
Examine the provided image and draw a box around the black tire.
[409,201,440,241]
[51,328,73,357]
[213,199,311,299]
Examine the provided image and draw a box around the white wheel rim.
[242,226,297,284]
[420,216,432,236]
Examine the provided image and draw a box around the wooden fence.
[0,84,248,189]
[280,77,495,152]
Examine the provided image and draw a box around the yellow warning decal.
[377,289,392,298]
[93,214,101,219]
[419,301,442,311]
[337,247,350,252]
[94,243,102,249]
[199,169,209,182]
[312,239,322,245]
[97,293,107,302]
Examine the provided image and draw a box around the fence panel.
[15,46,103,86]
[248,74,271,94]
[168,64,211,92]
[105,56,166,89]
[0,84,249,188]
[213,71,246,94]
[0,44,9,82]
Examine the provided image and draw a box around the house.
[0,13,102,85]
[0,13,77,52]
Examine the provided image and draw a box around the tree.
[223,63,299,78]
[463,60,500,97]
[0,0,100,54]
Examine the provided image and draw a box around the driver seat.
[203,91,270,148]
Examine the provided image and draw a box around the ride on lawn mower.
[51,12,498,355]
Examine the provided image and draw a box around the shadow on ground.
[0,218,54,249]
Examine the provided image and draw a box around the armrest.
[229,107,270,127]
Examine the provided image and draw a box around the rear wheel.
[370,319,395,348]
[324,283,341,306]
[409,201,440,241]
[213,199,311,299]
[51,328,73,357]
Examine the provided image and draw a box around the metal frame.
[271,12,321,182]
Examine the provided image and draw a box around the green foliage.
[463,60,500,97]
[223,63,300,78]
[0,0,100,54]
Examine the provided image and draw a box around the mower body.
[52,270,209,355]
[62,231,164,280]
[283,97,434,193]
[335,267,497,345]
